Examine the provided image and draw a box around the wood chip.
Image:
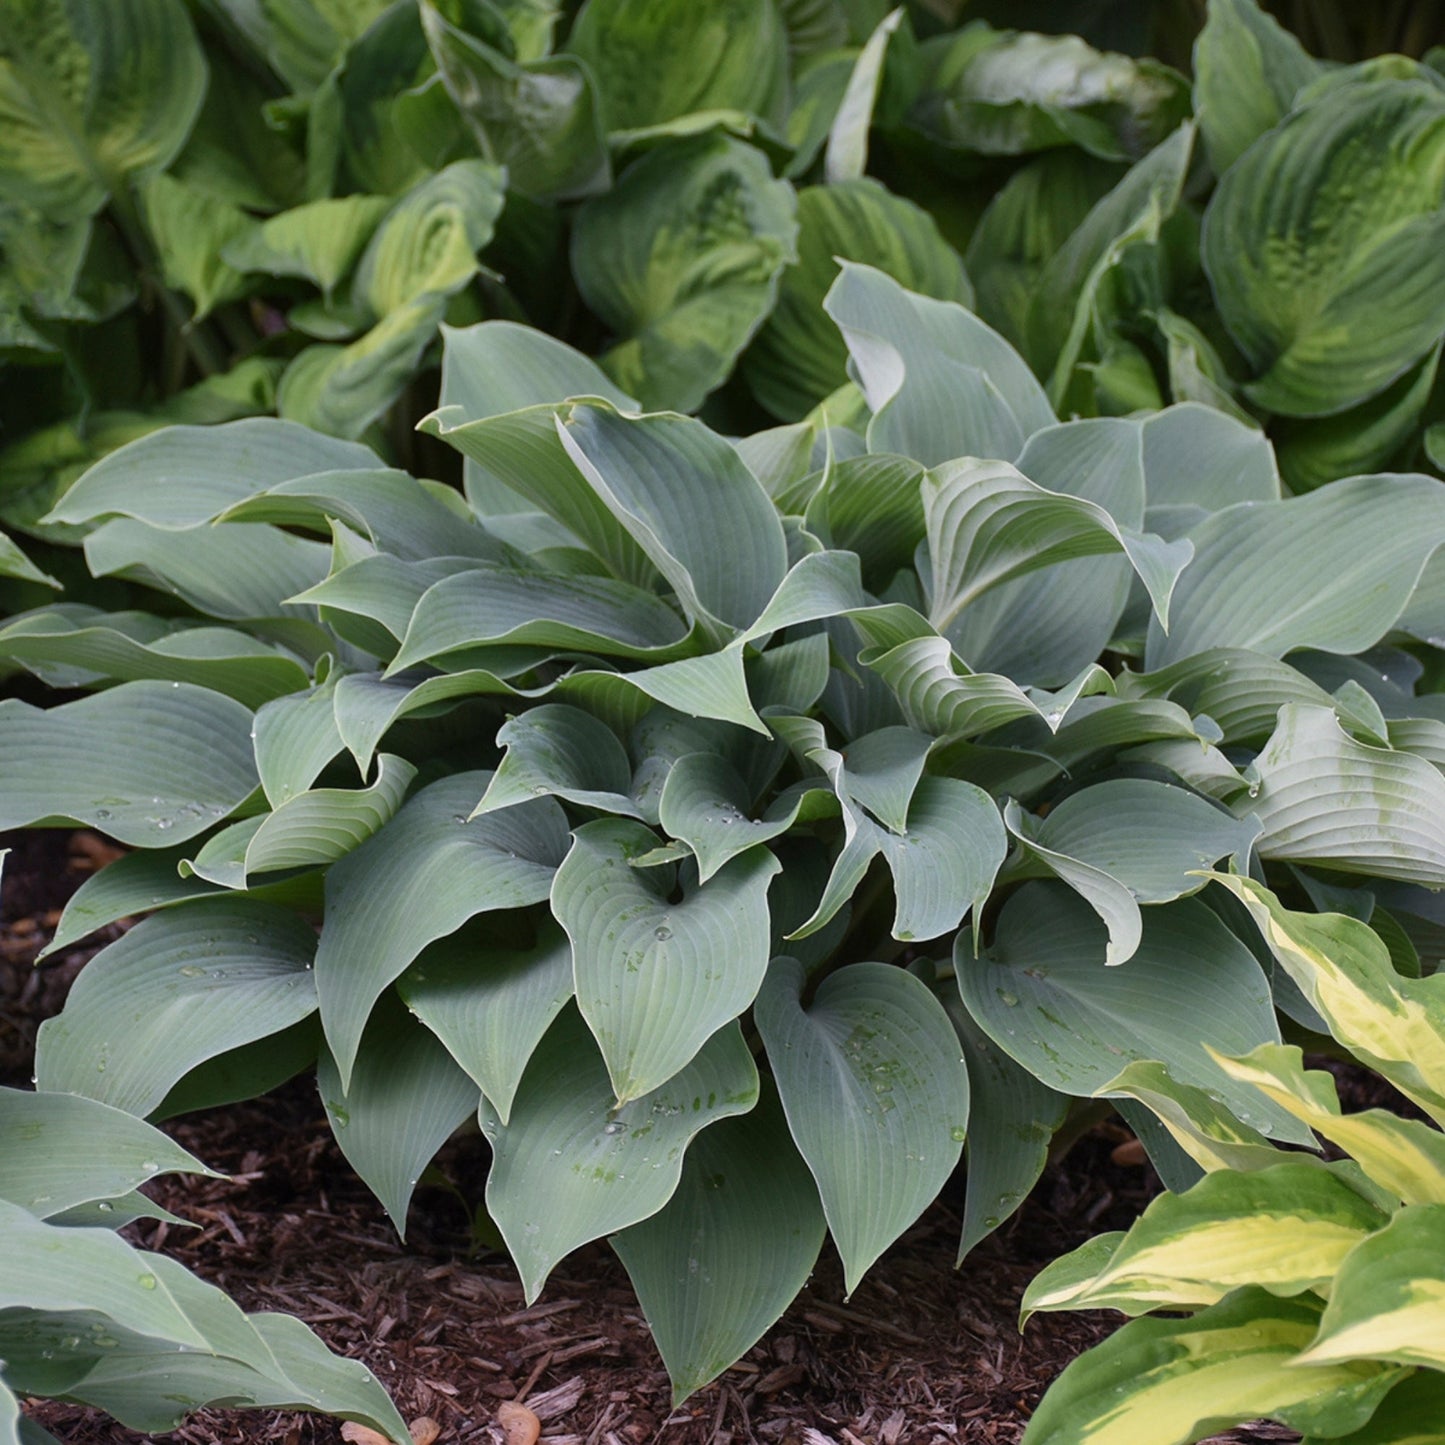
[1110,1137,1148,1167]
[498,1401,542,1445]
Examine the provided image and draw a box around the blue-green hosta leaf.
[316,773,569,1089]
[1146,475,1445,668]
[221,195,392,299]
[421,3,608,203]
[253,677,345,806]
[0,681,256,846]
[958,883,1304,1144]
[1209,876,1445,1126]
[1192,0,1323,174]
[476,704,642,819]
[387,563,692,670]
[1019,1288,1402,1445]
[756,958,967,1294]
[185,755,417,887]
[824,261,1054,467]
[1003,780,1261,966]
[0,1088,215,1218]
[1025,122,1193,408]
[0,0,206,222]
[1138,402,1281,534]
[801,454,926,591]
[1202,80,1445,418]
[1024,1162,1389,1322]
[557,404,789,635]
[744,179,972,421]
[399,922,574,1125]
[1207,1043,1445,1208]
[0,609,308,708]
[1244,704,1445,887]
[952,1004,1067,1261]
[139,174,251,320]
[35,899,319,1116]
[570,134,798,412]
[47,418,385,529]
[318,999,478,1235]
[612,1086,826,1406]
[923,458,1191,642]
[552,818,780,1104]
[0,530,58,588]
[1300,1206,1445,1371]
[481,1006,759,1302]
[568,0,786,134]
[911,28,1189,164]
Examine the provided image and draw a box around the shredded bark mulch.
[2,831,1297,1444]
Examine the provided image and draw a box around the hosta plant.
[1020,878,1445,1445]
[9,265,1445,1403]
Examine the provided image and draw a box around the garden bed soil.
[2,830,1298,1445]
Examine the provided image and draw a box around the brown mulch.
[1,831,1295,1445]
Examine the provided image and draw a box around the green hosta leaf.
[923,457,1191,642]
[221,195,392,300]
[0,681,257,846]
[35,899,319,1116]
[1020,1289,1403,1445]
[1202,80,1445,418]
[756,958,968,1294]
[1003,780,1261,966]
[911,28,1189,164]
[0,1088,214,1218]
[421,3,608,203]
[612,1086,826,1406]
[1301,1206,1445,1371]
[476,705,642,819]
[1146,475,1445,669]
[316,773,569,1089]
[571,134,798,412]
[481,1006,758,1302]
[1192,0,1323,175]
[823,8,903,184]
[744,179,971,422]
[0,608,310,708]
[0,0,206,222]
[1244,705,1445,887]
[1024,1162,1388,1322]
[552,818,780,1104]
[952,1004,1067,1261]
[1209,876,1445,1126]
[48,418,385,530]
[558,404,789,636]
[568,0,786,134]
[1208,1043,1445,1208]
[399,921,574,1125]
[0,530,58,588]
[958,884,1303,1145]
[318,998,478,1234]
[139,174,251,320]
[824,261,1054,466]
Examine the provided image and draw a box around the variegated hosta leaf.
[612,1086,826,1406]
[957,883,1308,1146]
[481,1007,759,1302]
[1002,780,1261,966]
[1241,705,1445,887]
[220,195,392,300]
[317,999,479,1235]
[315,774,569,1090]
[1022,1161,1389,1322]
[1208,876,1445,1127]
[1299,1365,1445,1445]
[35,900,319,1116]
[0,1088,215,1218]
[1300,1205,1445,1372]
[551,818,780,1104]
[398,921,574,1126]
[1019,1288,1405,1445]
[0,681,257,846]
[756,958,968,1294]
[1208,1043,1445,1207]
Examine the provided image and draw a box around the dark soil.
[2,830,1297,1445]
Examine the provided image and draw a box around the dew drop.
[138,1273,158,1290]
[653,925,672,942]
[949,1126,967,1142]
